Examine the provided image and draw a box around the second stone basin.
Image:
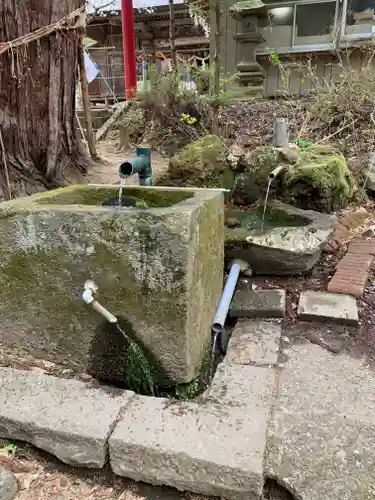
[225,201,336,275]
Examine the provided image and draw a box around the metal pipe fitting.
[268,165,285,181]
[119,147,152,186]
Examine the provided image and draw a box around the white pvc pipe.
[212,262,241,334]
[91,301,118,323]
[82,280,117,324]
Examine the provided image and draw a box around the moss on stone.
[283,152,357,213]
[158,135,230,188]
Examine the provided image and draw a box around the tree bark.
[0,0,86,200]
[211,0,221,135]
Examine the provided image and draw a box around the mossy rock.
[232,146,279,205]
[157,135,234,189]
[283,152,357,213]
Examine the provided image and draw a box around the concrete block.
[0,367,134,468]
[230,288,286,318]
[225,320,281,365]
[110,365,276,500]
[298,291,358,325]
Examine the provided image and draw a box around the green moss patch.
[89,316,212,399]
[158,135,233,189]
[283,152,357,213]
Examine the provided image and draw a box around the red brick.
[331,276,366,289]
[347,238,375,256]
[327,279,364,297]
[334,265,369,279]
[337,253,374,271]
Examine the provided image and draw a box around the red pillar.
[121,0,137,100]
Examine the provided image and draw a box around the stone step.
[229,288,286,319]
[0,368,134,468]
[110,363,276,500]
[297,290,359,326]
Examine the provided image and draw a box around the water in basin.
[226,205,309,232]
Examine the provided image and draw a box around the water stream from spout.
[115,323,155,395]
[261,178,272,232]
[210,330,220,381]
[118,178,125,206]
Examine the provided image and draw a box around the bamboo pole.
[78,38,97,158]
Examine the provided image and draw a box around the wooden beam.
[95,101,128,142]
[78,39,97,159]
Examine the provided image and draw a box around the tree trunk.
[169,0,177,70]
[0,0,86,200]
[211,0,221,135]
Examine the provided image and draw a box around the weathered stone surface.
[110,364,276,500]
[0,185,224,384]
[0,367,134,468]
[265,344,375,500]
[225,319,281,365]
[298,290,358,325]
[0,469,18,500]
[226,201,336,275]
[230,288,286,318]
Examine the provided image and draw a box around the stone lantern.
[229,0,270,96]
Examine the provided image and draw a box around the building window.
[269,6,294,26]
[295,3,336,37]
[263,0,338,49]
[345,1,374,37]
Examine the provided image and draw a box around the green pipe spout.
[119,147,152,186]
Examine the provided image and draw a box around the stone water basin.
[0,185,224,385]
[225,200,336,275]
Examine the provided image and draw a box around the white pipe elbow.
[82,289,94,304]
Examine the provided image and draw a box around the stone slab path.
[1,319,375,500]
[265,343,375,500]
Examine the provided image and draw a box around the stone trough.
[225,200,336,275]
[0,185,224,385]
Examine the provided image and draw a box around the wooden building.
[212,0,375,97]
[87,0,209,102]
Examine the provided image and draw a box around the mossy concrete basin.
[225,201,336,275]
[0,185,224,385]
